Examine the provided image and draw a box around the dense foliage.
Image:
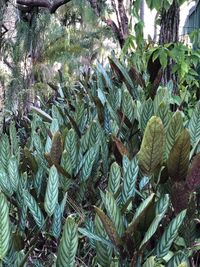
[0,54,200,266]
[1,0,200,266]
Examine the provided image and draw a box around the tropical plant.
[0,56,200,266]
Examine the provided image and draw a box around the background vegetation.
[0,0,200,266]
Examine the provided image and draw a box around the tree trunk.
[159,0,180,92]
[0,0,7,134]
[140,0,145,22]
[159,0,180,44]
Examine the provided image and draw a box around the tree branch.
[16,0,71,13]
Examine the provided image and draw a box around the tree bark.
[159,0,180,92]
[159,0,180,44]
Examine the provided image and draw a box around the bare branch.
[16,0,71,13]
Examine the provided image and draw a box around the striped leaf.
[109,56,138,99]
[8,156,19,192]
[45,118,59,153]
[0,134,10,170]
[52,105,64,126]
[19,203,27,232]
[9,122,19,159]
[126,193,155,235]
[82,145,99,181]
[122,90,134,122]
[140,194,169,248]
[139,116,164,176]
[154,87,169,113]
[34,167,44,197]
[142,257,156,267]
[64,129,78,172]
[155,210,186,258]
[156,101,171,131]
[167,129,190,182]
[94,206,122,248]
[44,165,59,216]
[24,190,45,229]
[95,214,112,267]
[100,128,109,175]
[166,251,188,267]
[52,203,62,239]
[78,227,112,247]
[0,192,10,260]
[165,111,183,159]
[122,157,139,204]
[108,162,121,195]
[101,191,124,236]
[0,164,13,196]
[56,217,78,267]
[17,172,27,207]
[188,101,200,145]
[140,98,154,133]
[88,121,100,148]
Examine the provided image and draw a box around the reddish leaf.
[186,153,200,191]
[112,136,129,158]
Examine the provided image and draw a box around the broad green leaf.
[156,102,171,131]
[45,118,59,153]
[108,162,121,195]
[188,101,200,145]
[97,62,113,89]
[166,251,188,267]
[101,191,124,236]
[0,192,10,260]
[0,164,13,196]
[159,49,168,68]
[155,210,186,258]
[17,172,27,207]
[82,145,99,181]
[165,111,183,159]
[139,116,164,176]
[122,90,134,122]
[78,228,113,247]
[44,165,59,216]
[52,105,64,126]
[88,121,101,148]
[167,129,190,182]
[64,129,78,172]
[94,206,122,248]
[142,256,156,267]
[9,122,19,159]
[126,193,155,235]
[56,217,78,267]
[8,156,19,192]
[19,203,27,232]
[52,203,62,239]
[109,56,138,99]
[140,195,169,248]
[24,190,45,229]
[122,157,139,203]
[154,87,169,113]
[0,134,10,170]
[34,166,44,197]
[140,98,154,133]
[95,214,112,267]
